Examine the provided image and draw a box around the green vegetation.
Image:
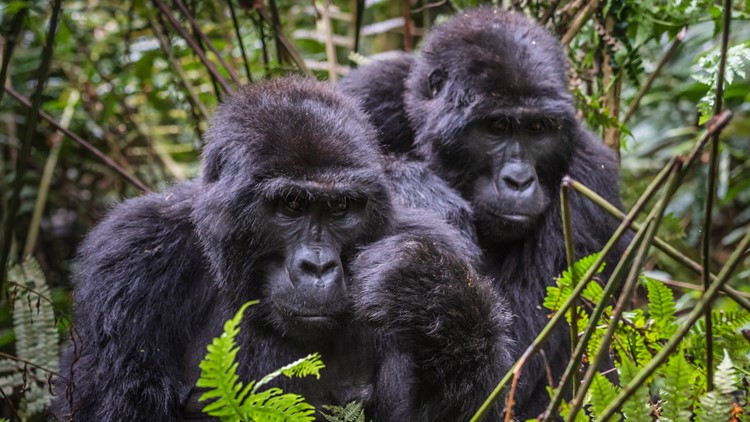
[0,0,748,420]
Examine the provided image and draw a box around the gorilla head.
[192,77,393,341]
[405,9,578,242]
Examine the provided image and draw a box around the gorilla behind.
[52,77,513,421]
[340,8,628,419]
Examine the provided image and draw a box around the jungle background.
[0,0,748,420]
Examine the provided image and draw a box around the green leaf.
[643,276,677,338]
[657,352,694,422]
[586,372,619,421]
[320,401,366,422]
[618,358,652,422]
[254,353,326,393]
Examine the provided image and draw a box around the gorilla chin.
[474,201,544,242]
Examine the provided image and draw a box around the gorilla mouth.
[497,213,533,224]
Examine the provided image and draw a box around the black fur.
[52,77,513,421]
[340,8,627,419]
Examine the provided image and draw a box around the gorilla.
[339,8,627,419]
[51,77,513,421]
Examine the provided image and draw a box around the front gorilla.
[340,8,627,418]
[52,77,512,421]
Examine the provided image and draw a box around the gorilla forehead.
[414,8,573,113]
[202,77,383,181]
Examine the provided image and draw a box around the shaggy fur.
[339,8,627,418]
[51,77,513,421]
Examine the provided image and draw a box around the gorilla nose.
[500,163,535,192]
[289,246,343,288]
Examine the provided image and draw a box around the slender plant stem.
[4,87,150,193]
[471,171,649,421]
[256,8,311,75]
[172,0,242,86]
[0,8,27,105]
[622,27,686,124]
[0,0,62,291]
[701,0,731,391]
[560,178,579,396]
[227,0,252,83]
[22,91,80,258]
[597,224,750,421]
[152,0,233,94]
[569,179,750,313]
[541,158,681,420]
[566,162,683,421]
[561,0,598,45]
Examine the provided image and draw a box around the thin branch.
[0,8,27,104]
[4,87,150,193]
[227,0,252,83]
[597,223,750,421]
[172,0,242,86]
[560,0,598,45]
[623,27,686,124]
[402,0,414,52]
[566,162,683,421]
[542,158,682,420]
[257,8,311,75]
[317,0,338,82]
[701,0,731,392]
[1,0,62,291]
[560,178,579,396]
[152,0,234,94]
[540,0,561,25]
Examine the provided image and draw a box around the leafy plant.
[197,301,325,422]
[0,258,59,418]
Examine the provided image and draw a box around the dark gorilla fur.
[51,77,513,421]
[339,8,627,419]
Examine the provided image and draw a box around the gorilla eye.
[330,198,350,216]
[527,120,548,132]
[282,197,306,215]
[490,118,514,134]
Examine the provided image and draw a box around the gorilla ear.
[427,68,447,98]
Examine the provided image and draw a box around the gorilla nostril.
[503,175,533,191]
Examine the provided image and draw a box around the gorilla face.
[192,77,393,343]
[404,9,577,244]
[464,115,568,242]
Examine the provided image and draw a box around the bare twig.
[560,178,579,395]
[317,0,338,82]
[402,0,414,52]
[227,0,252,83]
[561,0,598,45]
[172,0,242,86]
[256,8,311,75]
[152,0,234,94]
[1,0,62,291]
[701,0,731,391]
[623,27,686,123]
[0,8,27,104]
[4,87,150,193]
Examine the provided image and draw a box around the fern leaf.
[586,372,619,421]
[545,253,605,312]
[197,301,257,419]
[254,353,325,393]
[714,350,738,396]
[243,388,316,422]
[618,358,652,422]
[657,352,694,422]
[321,401,366,422]
[644,276,677,338]
[1,258,59,418]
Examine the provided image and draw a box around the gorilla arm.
[352,212,513,421]
[53,182,215,421]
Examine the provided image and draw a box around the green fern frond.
[243,388,315,422]
[320,401,366,422]
[544,253,605,312]
[695,350,740,421]
[254,353,325,392]
[0,258,59,418]
[643,276,677,338]
[198,300,323,421]
[713,350,738,396]
[586,372,619,421]
[198,301,257,419]
[657,351,694,422]
[618,358,652,422]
